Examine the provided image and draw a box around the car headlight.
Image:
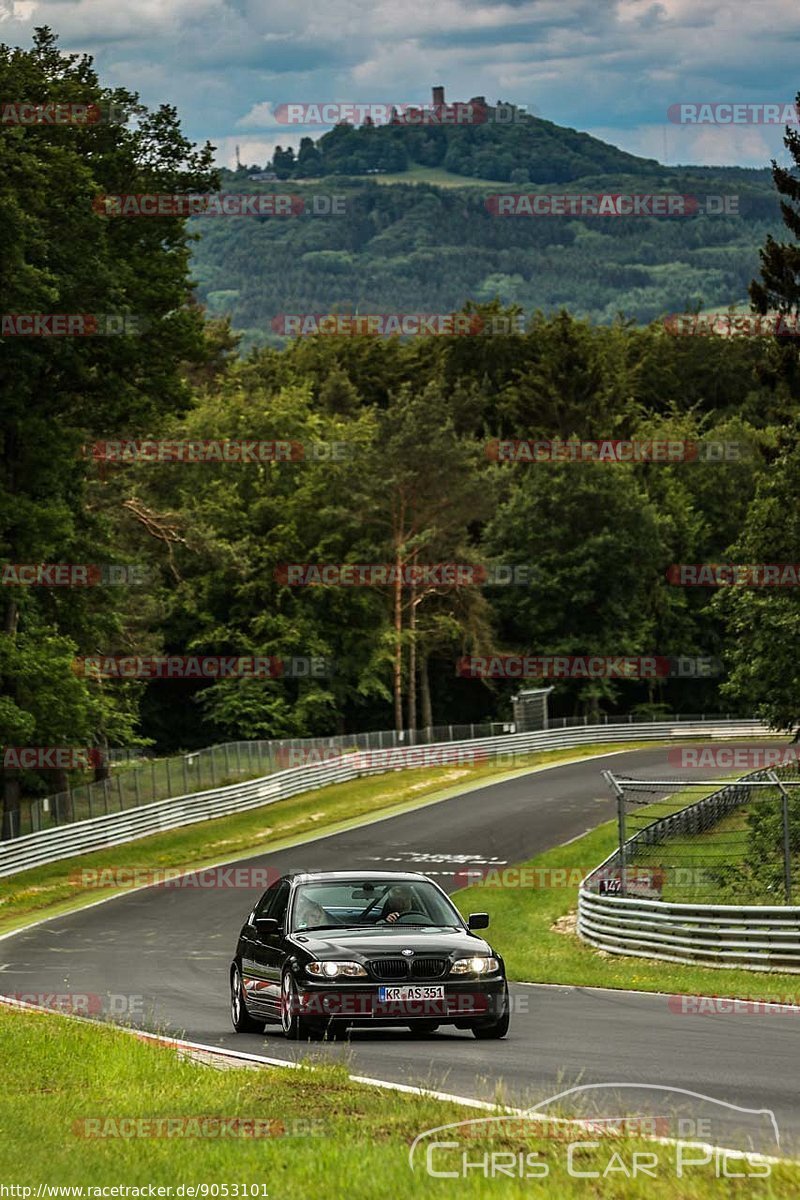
[450,956,500,975]
[306,960,367,978]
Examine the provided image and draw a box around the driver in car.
[381,885,416,923]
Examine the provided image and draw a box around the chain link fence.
[3,710,743,842]
[4,721,517,840]
[591,760,800,905]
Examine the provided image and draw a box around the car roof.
[285,870,436,885]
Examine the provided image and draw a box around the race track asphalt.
[3,744,797,1157]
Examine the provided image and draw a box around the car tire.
[471,984,510,1040]
[230,965,265,1033]
[280,970,323,1040]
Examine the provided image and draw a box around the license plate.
[378,985,445,1002]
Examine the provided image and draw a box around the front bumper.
[293,977,506,1023]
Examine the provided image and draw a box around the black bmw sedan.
[230,870,509,1040]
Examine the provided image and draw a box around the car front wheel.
[281,970,323,1040]
[230,965,265,1033]
[471,984,510,1040]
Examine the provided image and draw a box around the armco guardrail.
[578,762,800,971]
[11,711,742,841]
[0,718,769,878]
[578,891,800,972]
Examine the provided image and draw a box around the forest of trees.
[3,30,800,830]
[264,101,659,183]
[194,169,782,348]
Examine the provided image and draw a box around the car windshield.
[290,879,462,932]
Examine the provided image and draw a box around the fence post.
[604,770,627,897]
[182,754,190,796]
[769,771,793,904]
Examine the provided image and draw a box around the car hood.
[290,926,492,959]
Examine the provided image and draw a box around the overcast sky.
[3,0,799,169]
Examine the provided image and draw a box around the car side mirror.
[468,912,489,930]
[255,916,280,937]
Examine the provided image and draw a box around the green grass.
[633,804,753,903]
[272,166,504,188]
[1,1005,797,1196]
[370,164,504,188]
[452,821,800,999]
[0,741,654,937]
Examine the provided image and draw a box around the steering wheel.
[380,908,428,924]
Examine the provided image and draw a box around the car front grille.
[411,957,448,979]
[369,958,408,979]
[368,957,448,981]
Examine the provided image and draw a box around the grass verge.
[1,1005,796,1196]
[0,741,652,937]
[453,821,800,999]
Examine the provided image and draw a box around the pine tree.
[750,91,800,320]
